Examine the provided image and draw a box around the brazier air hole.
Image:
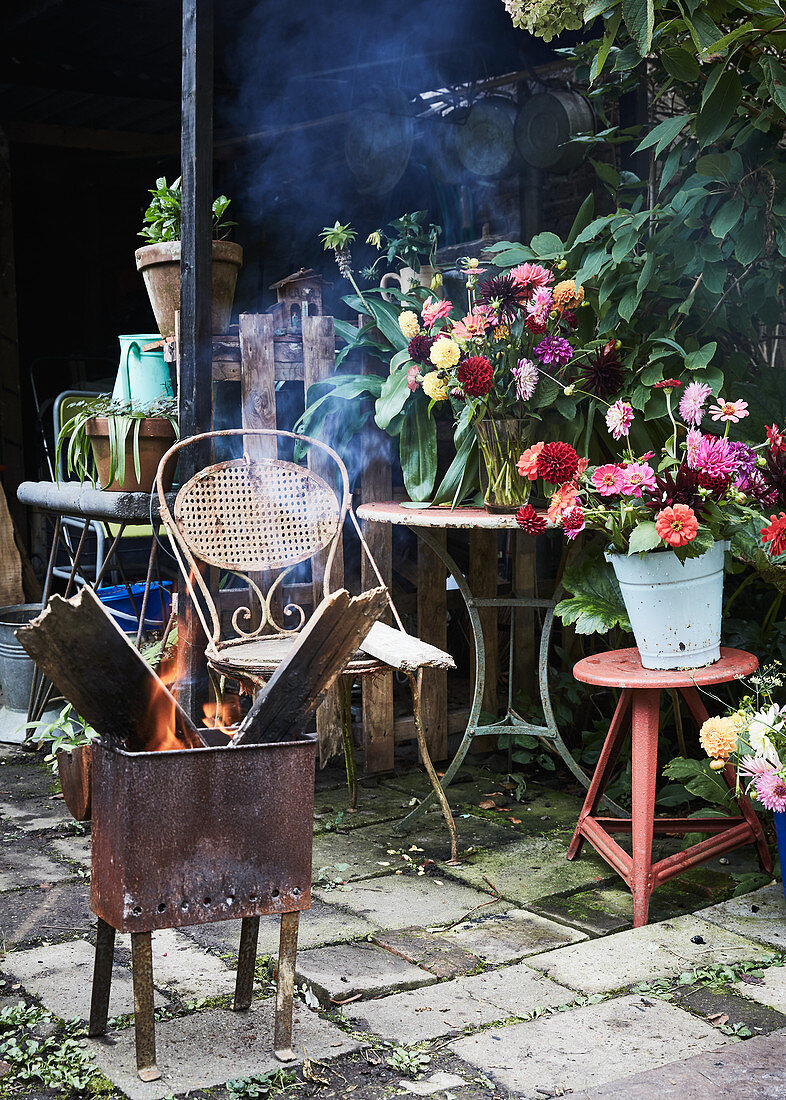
[157,903,166,913]
[181,900,189,911]
[271,888,280,899]
[293,887,301,897]
[226,895,235,905]
[249,892,258,901]
[203,896,212,905]
[131,906,141,916]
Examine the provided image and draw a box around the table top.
[356,501,540,530]
[573,647,758,689]
[17,481,175,523]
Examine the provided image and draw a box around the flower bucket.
[606,540,727,670]
[774,811,786,907]
[475,418,531,513]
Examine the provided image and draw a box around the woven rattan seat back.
[174,458,340,572]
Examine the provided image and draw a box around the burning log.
[232,587,387,745]
[16,587,206,751]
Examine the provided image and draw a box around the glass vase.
[475,418,531,514]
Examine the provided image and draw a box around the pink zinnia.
[562,506,586,541]
[679,382,712,426]
[689,434,738,479]
[452,308,490,341]
[510,262,554,297]
[605,401,634,441]
[620,462,657,498]
[527,287,553,327]
[709,397,749,423]
[592,464,625,496]
[421,296,452,329]
[754,771,786,812]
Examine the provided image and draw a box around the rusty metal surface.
[274,911,300,1062]
[91,737,315,933]
[573,646,758,689]
[17,480,176,521]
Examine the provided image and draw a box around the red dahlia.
[408,334,435,365]
[457,356,494,398]
[536,441,580,485]
[767,424,786,455]
[525,315,548,335]
[697,470,731,495]
[653,378,683,390]
[762,512,786,557]
[516,503,547,535]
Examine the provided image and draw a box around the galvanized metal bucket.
[0,604,42,711]
[606,541,727,670]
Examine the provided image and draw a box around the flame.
[140,571,194,752]
[202,694,241,737]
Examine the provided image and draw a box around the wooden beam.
[232,588,387,746]
[16,588,205,752]
[177,0,214,723]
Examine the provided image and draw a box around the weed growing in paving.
[633,955,785,1000]
[226,1068,295,1098]
[385,1045,431,1078]
[0,1001,100,1092]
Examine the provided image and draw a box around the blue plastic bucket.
[96,582,172,632]
[774,811,786,905]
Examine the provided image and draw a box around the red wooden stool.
[568,647,773,927]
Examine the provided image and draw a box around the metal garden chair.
[155,428,460,860]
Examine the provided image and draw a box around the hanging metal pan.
[514,91,595,171]
[344,86,414,195]
[454,95,518,179]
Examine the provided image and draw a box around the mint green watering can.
[111,334,174,406]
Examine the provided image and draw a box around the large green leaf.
[556,551,631,635]
[530,232,565,259]
[432,408,480,507]
[621,0,653,55]
[635,114,692,156]
[710,197,744,238]
[695,71,742,147]
[661,46,699,81]
[628,520,661,555]
[399,396,437,502]
[375,363,412,432]
[565,193,596,250]
[662,757,735,810]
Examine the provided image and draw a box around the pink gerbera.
[754,771,786,812]
[679,382,712,426]
[421,296,452,329]
[592,464,625,496]
[509,262,554,297]
[620,462,657,498]
[709,397,749,423]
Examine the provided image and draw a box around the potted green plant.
[56,395,179,493]
[364,211,442,297]
[135,176,242,339]
[29,703,98,821]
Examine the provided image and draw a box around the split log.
[16,587,205,751]
[358,622,456,675]
[232,587,387,746]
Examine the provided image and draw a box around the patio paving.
[1,743,784,1100]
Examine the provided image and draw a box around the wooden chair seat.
[209,634,384,677]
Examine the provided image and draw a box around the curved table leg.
[397,529,626,834]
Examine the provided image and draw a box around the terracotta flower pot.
[135,239,243,339]
[57,744,92,822]
[85,417,176,493]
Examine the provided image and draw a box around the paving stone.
[527,914,769,994]
[372,928,482,979]
[313,784,415,830]
[343,962,573,1042]
[4,939,165,1020]
[135,928,235,999]
[315,873,505,930]
[311,829,395,883]
[0,796,69,831]
[398,1071,468,1095]
[451,993,730,1097]
[441,906,586,964]
[575,1025,786,1099]
[673,981,786,1035]
[0,844,72,890]
[365,815,519,866]
[443,832,615,905]
[181,896,379,959]
[50,833,91,868]
[0,880,93,947]
[697,883,786,951]
[733,963,786,1014]
[296,940,435,1006]
[0,756,58,799]
[89,998,360,1100]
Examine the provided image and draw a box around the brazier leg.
[274,911,299,1062]
[234,916,260,1011]
[131,931,160,1081]
[88,918,116,1037]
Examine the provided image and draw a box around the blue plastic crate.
[96,582,172,632]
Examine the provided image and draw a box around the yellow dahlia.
[493,325,510,342]
[699,715,740,762]
[553,279,584,312]
[399,311,421,340]
[421,371,449,401]
[429,338,460,370]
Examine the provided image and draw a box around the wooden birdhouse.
[268,268,326,333]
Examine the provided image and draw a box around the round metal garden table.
[356,501,623,828]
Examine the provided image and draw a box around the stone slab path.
[1,746,784,1100]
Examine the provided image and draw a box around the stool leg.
[567,689,632,861]
[274,911,299,1063]
[88,918,115,1037]
[131,931,160,1082]
[631,689,660,927]
[234,916,260,1011]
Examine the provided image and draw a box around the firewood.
[358,621,455,674]
[231,587,387,746]
[16,587,205,751]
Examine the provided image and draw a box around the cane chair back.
[156,428,351,647]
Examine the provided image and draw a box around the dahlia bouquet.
[698,666,786,814]
[514,377,780,562]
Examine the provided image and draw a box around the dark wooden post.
[176,0,214,721]
[0,128,25,541]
